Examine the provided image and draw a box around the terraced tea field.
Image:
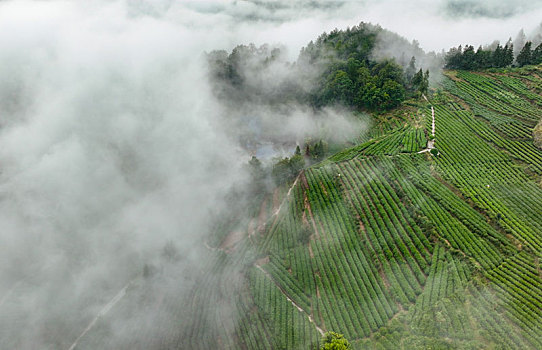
[70,67,542,349]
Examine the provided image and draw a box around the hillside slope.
[72,67,542,349]
[203,66,542,349]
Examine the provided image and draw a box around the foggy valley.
[1,1,542,349]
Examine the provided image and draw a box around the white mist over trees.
[0,0,541,349]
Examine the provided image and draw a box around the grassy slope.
[77,67,542,349]
[228,66,542,349]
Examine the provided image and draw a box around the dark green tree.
[504,42,514,66]
[516,41,533,66]
[356,65,372,87]
[372,60,405,86]
[271,158,291,184]
[462,45,476,69]
[445,45,463,69]
[271,154,305,185]
[353,66,373,107]
[491,44,504,67]
[475,46,492,69]
[312,140,328,160]
[532,43,542,64]
[345,58,362,82]
[289,154,305,175]
[411,68,428,96]
[421,69,430,95]
[412,68,423,88]
[319,332,351,350]
[359,82,382,109]
[380,79,405,109]
[323,70,355,106]
[405,56,417,84]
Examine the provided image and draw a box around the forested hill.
[207,22,431,112]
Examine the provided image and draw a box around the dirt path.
[268,174,301,232]
[255,264,324,336]
[423,94,435,136]
[255,198,268,235]
[68,280,133,350]
[273,174,300,217]
[418,95,436,154]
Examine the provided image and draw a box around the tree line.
[516,41,542,67]
[445,41,542,70]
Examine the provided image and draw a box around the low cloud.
[0,0,541,348]
[443,0,536,19]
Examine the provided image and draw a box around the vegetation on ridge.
[74,23,542,350]
[208,23,430,112]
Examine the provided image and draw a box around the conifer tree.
[516,41,533,67]
[504,42,514,67]
[491,44,503,67]
[405,56,416,84]
[532,43,542,65]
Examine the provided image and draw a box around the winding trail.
[204,173,302,253]
[272,174,300,217]
[68,280,134,350]
[267,173,302,232]
[255,264,324,336]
